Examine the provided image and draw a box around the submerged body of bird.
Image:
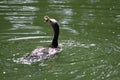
[24,47,62,61]
[14,16,62,64]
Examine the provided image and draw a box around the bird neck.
[51,22,59,48]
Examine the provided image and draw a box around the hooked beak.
[44,16,50,22]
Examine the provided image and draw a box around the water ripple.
[0,12,36,16]
[0,0,39,31]
[8,36,51,41]
[0,0,38,4]
[61,40,96,48]
[89,0,100,3]
[9,24,41,30]
[48,0,70,4]
[0,6,38,11]
[0,31,46,35]
[5,16,35,20]
[5,16,35,24]
[114,15,120,23]
[61,26,79,35]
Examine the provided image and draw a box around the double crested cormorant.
[23,16,62,62]
[44,16,59,48]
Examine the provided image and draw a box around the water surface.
[0,0,120,80]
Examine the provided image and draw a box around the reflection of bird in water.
[24,16,62,61]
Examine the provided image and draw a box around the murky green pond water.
[0,0,120,80]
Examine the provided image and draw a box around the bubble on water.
[101,22,104,24]
[13,54,16,57]
[28,75,32,77]
[112,32,115,34]
[101,76,104,79]
[3,71,6,74]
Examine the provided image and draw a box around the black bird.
[23,16,62,62]
[44,16,59,48]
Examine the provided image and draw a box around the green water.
[0,0,120,80]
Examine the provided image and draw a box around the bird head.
[44,16,50,23]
